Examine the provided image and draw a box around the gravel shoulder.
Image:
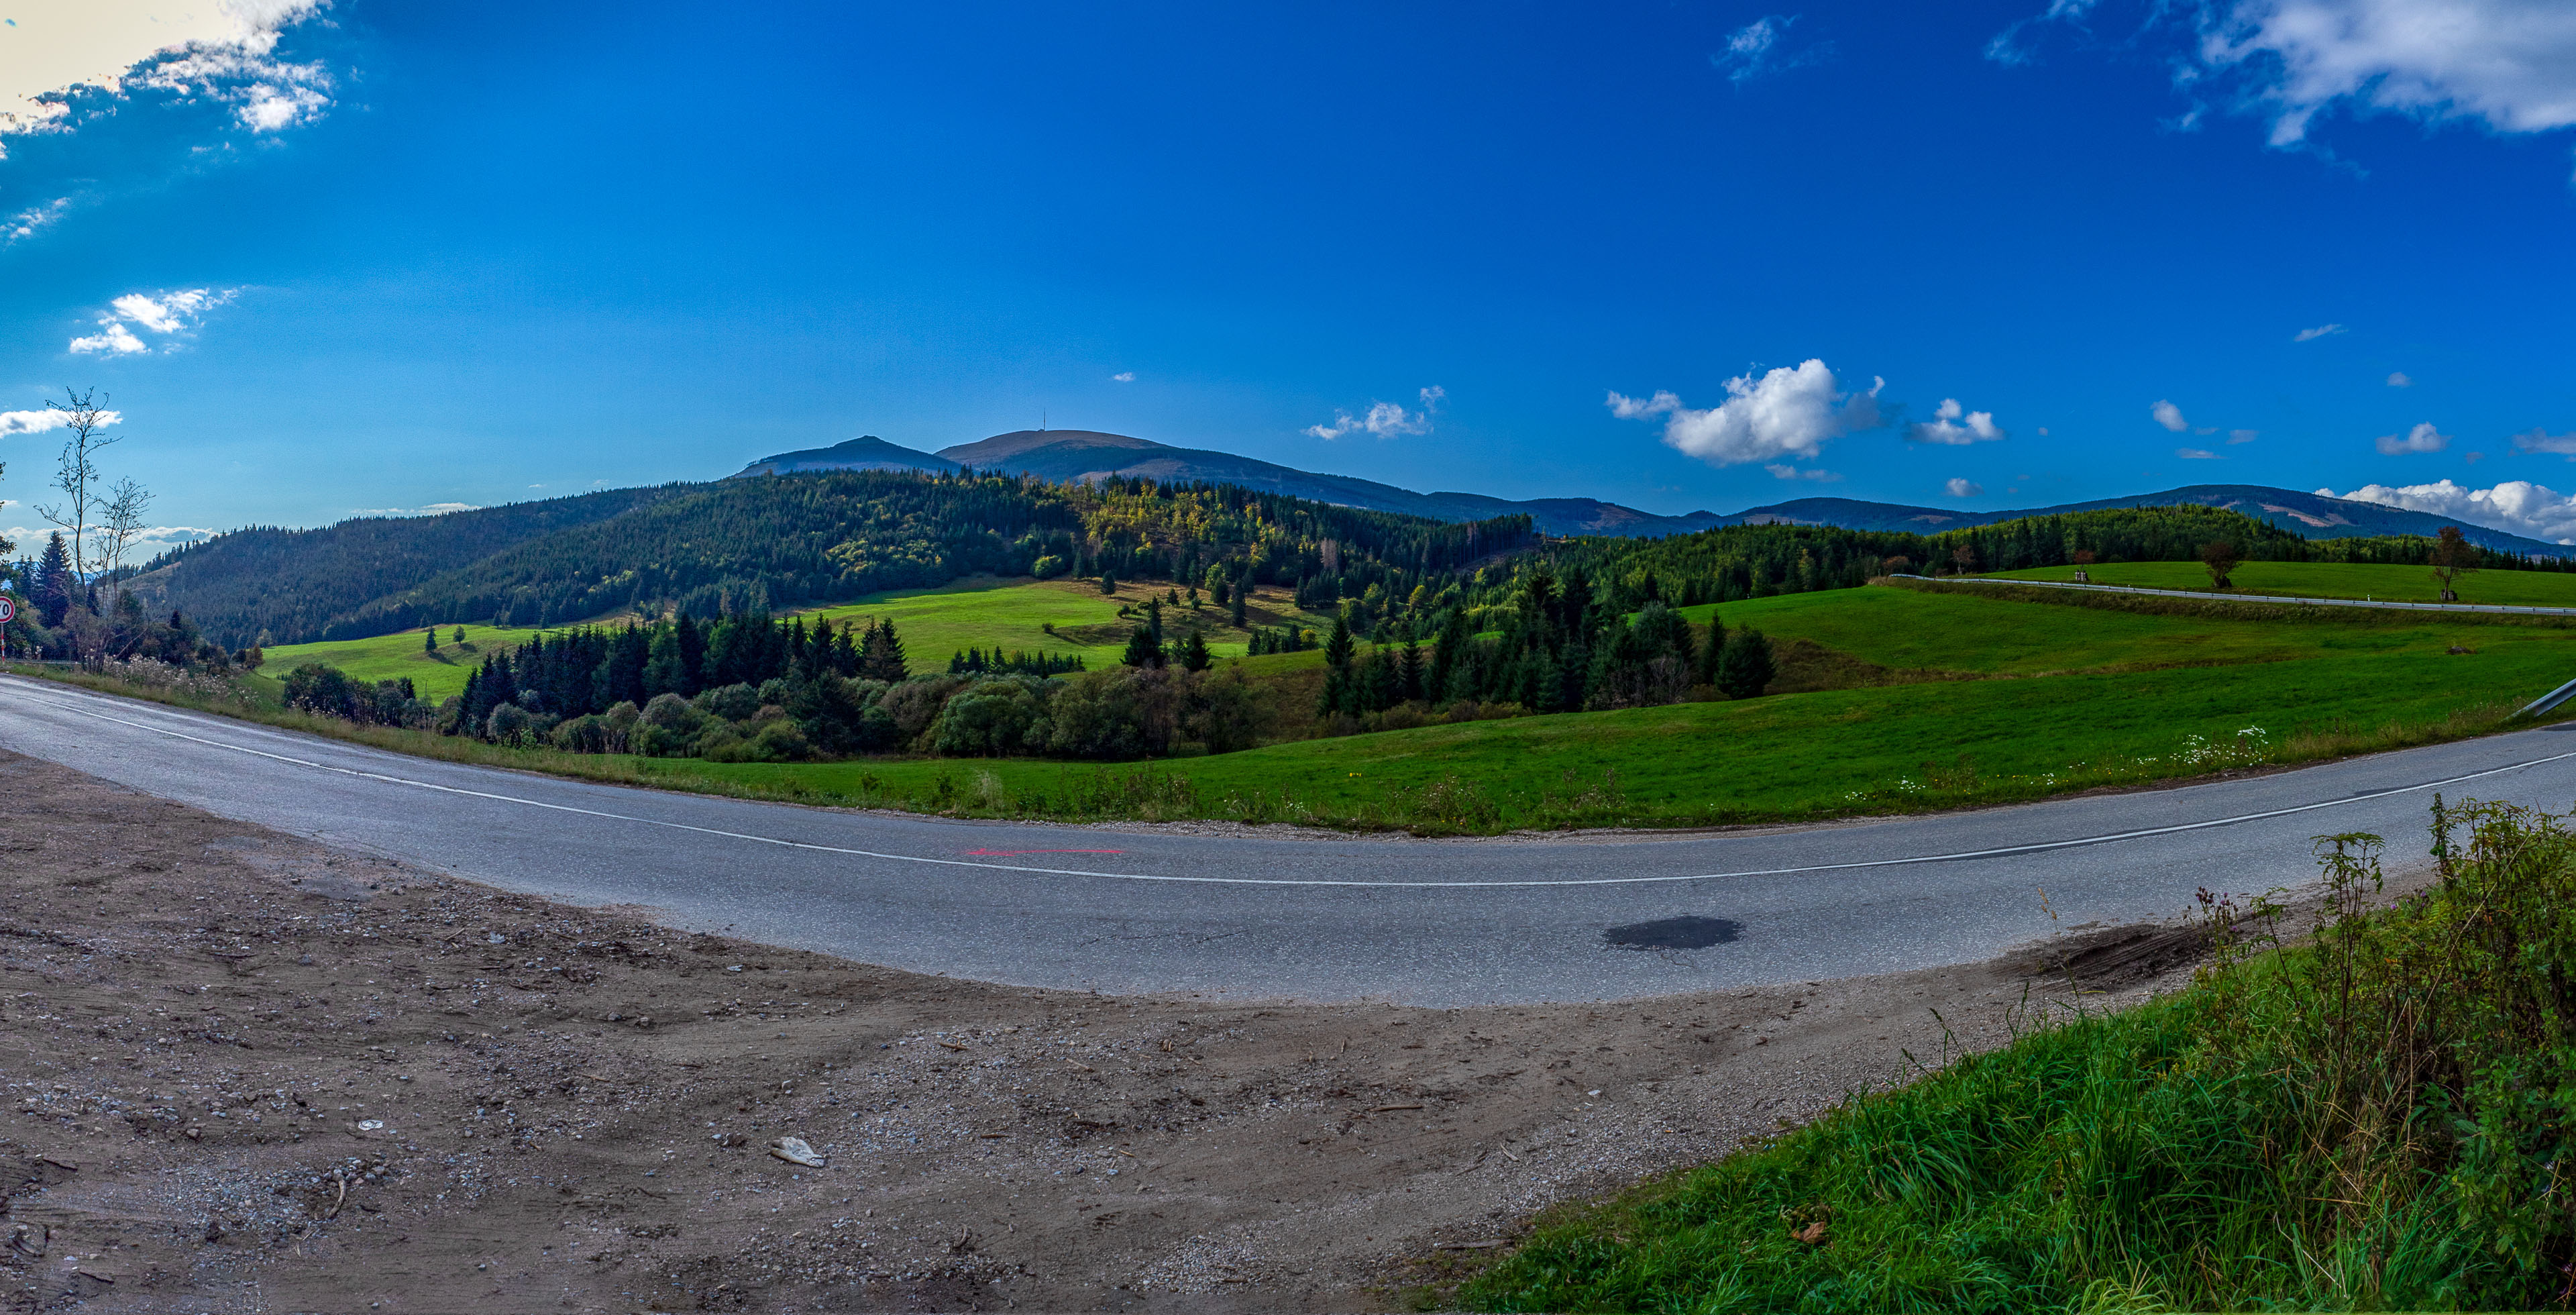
[0,749,2208,1312]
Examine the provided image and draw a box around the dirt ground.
[0,748,2218,1314]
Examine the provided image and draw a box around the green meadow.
[1992,558,2576,607]
[255,574,1342,698]
[223,568,2576,833]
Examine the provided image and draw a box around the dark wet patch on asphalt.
[1603,914,1743,951]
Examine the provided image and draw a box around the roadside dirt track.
[0,749,2190,1312]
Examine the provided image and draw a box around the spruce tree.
[1121,625,1163,669]
[425,629,438,654]
[452,626,466,646]
[1715,628,1775,700]
[1695,614,1726,688]
[1178,629,1212,672]
[1230,590,1248,629]
[34,532,71,627]
[1399,638,1424,702]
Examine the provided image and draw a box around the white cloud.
[0,407,121,437]
[2229,428,2260,443]
[1,523,212,558]
[2325,478,2576,543]
[1713,15,1829,83]
[4,197,72,248]
[2,0,333,149]
[1609,360,1883,467]
[352,503,482,518]
[67,287,235,355]
[2176,447,2223,459]
[2150,399,2189,432]
[2387,371,2414,386]
[2202,0,2576,147]
[2512,427,2576,456]
[70,322,148,356]
[2375,421,2451,454]
[2000,1,2576,154]
[1945,477,1984,497]
[1110,372,1136,383]
[1763,463,1845,482]
[1307,386,1444,441]
[2294,323,2347,341]
[1907,397,2008,445]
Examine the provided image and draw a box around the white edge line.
[9,678,2571,890]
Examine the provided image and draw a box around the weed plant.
[1458,798,2576,1312]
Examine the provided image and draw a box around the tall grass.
[1459,799,2576,1312]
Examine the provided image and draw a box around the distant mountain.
[928,429,1723,537]
[1730,484,2575,559]
[733,435,958,477]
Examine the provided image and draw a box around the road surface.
[5,674,2573,1006]
[1926,574,2576,617]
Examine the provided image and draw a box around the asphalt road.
[6,674,2575,1006]
[1928,574,2576,617]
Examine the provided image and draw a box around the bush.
[1046,666,1184,759]
[928,677,1055,756]
[877,673,967,746]
[694,682,761,722]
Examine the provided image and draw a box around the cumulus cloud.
[0,407,121,437]
[2324,478,2576,543]
[1110,372,1136,383]
[2151,399,2189,432]
[2375,421,2452,455]
[2,0,333,150]
[1713,15,1831,83]
[1307,386,1445,441]
[2512,427,2576,456]
[1764,463,1845,482]
[1945,477,1984,498]
[2229,429,2260,443]
[1907,397,2008,445]
[1609,360,1884,467]
[2177,447,2223,458]
[68,288,235,355]
[2387,371,2414,386]
[1996,0,2576,157]
[2294,323,2347,341]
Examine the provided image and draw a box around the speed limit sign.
[0,596,13,623]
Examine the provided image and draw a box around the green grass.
[254,575,1338,696]
[800,574,1330,674]
[1992,558,2576,607]
[1450,802,2576,1312]
[163,577,2576,833]
[254,623,578,702]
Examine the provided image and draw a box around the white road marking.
[9,677,2571,889]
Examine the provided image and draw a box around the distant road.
[1926,574,2576,617]
[7,675,2576,1005]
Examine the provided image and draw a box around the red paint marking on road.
[961,848,1127,856]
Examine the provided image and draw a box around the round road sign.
[0,596,13,623]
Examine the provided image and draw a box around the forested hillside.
[134,470,1532,647]
[125,486,686,646]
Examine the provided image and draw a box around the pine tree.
[1122,625,1164,669]
[1178,629,1212,672]
[34,532,71,627]
[1715,627,1775,700]
[425,629,438,654]
[1230,590,1248,629]
[1399,638,1424,702]
[1323,614,1354,670]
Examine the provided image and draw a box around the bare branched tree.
[30,386,119,594]
[99,476,155,608]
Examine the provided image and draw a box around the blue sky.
[5,0,2576,552]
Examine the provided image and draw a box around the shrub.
[877,674,967,746]
[694,682,761,722]
[1046,666,1183,759]
[928,678,1055,756]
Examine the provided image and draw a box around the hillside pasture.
[798,574,1332,674]
[254,623,580,702]
[1991,558,2576,607]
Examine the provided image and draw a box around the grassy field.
[1991,558,2576,607]
[176,566,2576,833]
[798,574,1332,673]
[252,623,576,702]
[255,575,1339,698]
